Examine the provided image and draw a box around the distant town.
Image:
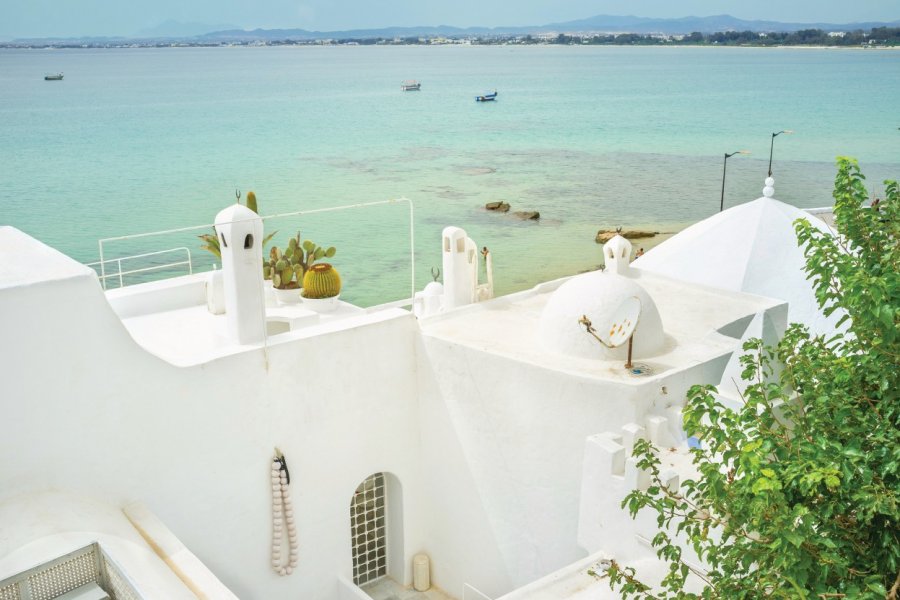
[4,18,899,50]
[4,29,900,49]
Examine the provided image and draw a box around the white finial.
[763,176,775,198]
[603,234,633,275]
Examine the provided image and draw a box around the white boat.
[401,79,421,91]
[44,73,63,81]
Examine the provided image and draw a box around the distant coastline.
[3,34,898,50]
[4,15,898,50]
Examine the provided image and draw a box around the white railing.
[92,198,416,302]
[86,247,193,290]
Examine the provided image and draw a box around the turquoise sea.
[1,46,898,304]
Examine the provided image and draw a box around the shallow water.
[1,46,898,304]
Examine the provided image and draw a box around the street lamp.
[767,130,794,176]
[720,150,750,212]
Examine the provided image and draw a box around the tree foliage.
[606,158,899,599]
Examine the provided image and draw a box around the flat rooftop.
[105,273,407,366]
[419,268,783,383]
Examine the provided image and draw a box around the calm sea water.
[1,46,898,304]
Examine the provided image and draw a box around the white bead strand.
[271,453,299,575]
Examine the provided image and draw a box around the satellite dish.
[605,296,641,348]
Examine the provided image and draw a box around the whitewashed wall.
[413,331,736,599]
[0,234,425,599]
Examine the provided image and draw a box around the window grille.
[350,473,387,585]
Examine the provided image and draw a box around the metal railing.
[86,247,193,290]
[92,198,416,301]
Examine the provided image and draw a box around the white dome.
[632,196,840,336]
[538,271,665,360]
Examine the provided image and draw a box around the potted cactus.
[301,263,342,312]
[263,232,336,305]
[264,245,304,304]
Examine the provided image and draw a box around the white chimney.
[214,203,266,344]
[441,226,477,310]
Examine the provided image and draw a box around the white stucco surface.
[414,274,783,598]
[633,197,839,334]
[422,270,781,382]
[0,232,426,599]
[0,224,795,600]
[0,226,96,288]
[538,271,665,360]
[0,492,197,598]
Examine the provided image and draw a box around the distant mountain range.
[11,14,900,44]
[541,14,900,34]
[136,19,239,38]
[198,14,900,42]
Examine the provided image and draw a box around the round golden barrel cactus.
[302,263,341,299]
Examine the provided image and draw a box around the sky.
[2,0,899,40]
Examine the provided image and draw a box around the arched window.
[244,233,254,249]
[350,473,386,585]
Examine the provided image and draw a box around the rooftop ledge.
[106,272,410,367]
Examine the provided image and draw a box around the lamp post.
[767,130,794,176]
[720,150,750,212]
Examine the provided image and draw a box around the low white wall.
[0,257,425,599]
[336,574,371,600]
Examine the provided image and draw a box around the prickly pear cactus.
[246,191,258,214]
[302,263,341,299]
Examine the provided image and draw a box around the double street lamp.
[720,150,750,212]
[768,130,794,176]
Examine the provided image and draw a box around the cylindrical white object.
[413,553,430,591]
[206,268,226,315]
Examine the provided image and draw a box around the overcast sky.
[3,0,899,40]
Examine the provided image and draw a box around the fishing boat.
[476,90,497,102]
[401,80,421,91]
[44,73,64,81]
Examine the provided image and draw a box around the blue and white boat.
[476,90,497,102]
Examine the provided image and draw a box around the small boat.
[401,80,421,91]
[476,90,497,102]
[44,73,64,81]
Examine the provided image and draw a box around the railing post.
[117,258,124,289]
[98,240,107,290]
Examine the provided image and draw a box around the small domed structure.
[538,271,665,360]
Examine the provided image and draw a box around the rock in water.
[595,229,658,243]
[485,201,511,212]
[513,211,540,220]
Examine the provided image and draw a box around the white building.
[0,183,835,599]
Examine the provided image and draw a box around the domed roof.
[214,202,259,226]
[538,271,665,360]
[632,192,839,335]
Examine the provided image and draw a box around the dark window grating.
[350,473,386,585]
